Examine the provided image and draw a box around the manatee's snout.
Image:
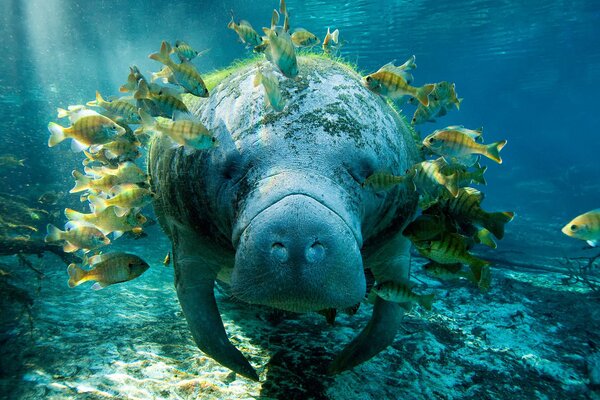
[232,194,365,312]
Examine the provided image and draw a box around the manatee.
[148,55,420,381]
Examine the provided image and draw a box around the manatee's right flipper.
[329,297,404,373]
[173,235,259,381]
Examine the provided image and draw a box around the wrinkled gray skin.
[148,56,420,381]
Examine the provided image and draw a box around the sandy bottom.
[1,218,599,400]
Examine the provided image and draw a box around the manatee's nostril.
[306,241,325,263]
[271,242,288,262]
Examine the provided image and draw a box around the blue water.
[1,0,599,398]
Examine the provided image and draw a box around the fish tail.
[418,293,435,311]
[149,41,172,65]
[67,263,88,288]
[86,91,105,107]
[331,29,339,44]
[88,195,108,213]
[45,224,63,243]
[478,265,492,291]
[70,170,91,193]
[57,108,69,118]
[64,208,85,222]
[138,108,156,130]
[134,80,150,100]
[440,172,459,197]
[475,228,497,249]
[455,97,463,110]
[227,11,236,29]
[473,163,487,185]
[484,211,515,240]
[415,84,435,107]
[47,122,67,147]
[485,139,507,164]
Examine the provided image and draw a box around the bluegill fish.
[94,138,141,161]
[423,128,507,164]
[89,183,155,217]
[67,252,149,290]
[87,161,147,183]
[440,162,487,187]
[254,68,285,112]
[65,207,146,239]
[363,62,434,106]
[372,282,435,310]
[322,27,339,53]
[438,187,515,239]
[408,158,459,201]
[361,172,406,191]
[414,232,490,269]
[86,91,140,124]
[135,79,189,118]
[45,221,110,253]
[149,41,209,97]
[138,108,217,150]
[119,66,146,93]
[48,114,125,151]
[172,40,205,62]
[562,209,600,247]
[228,15,263,47]
[262,20,298,78]
[291,28,320,47]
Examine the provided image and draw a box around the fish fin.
[271,9,279,29]
[477,265,491,291]
[112,230,124,240]
[88,195,107,214]
[415,84,435,107]
[70,139,88,152]
[138,108,156,129]
[419,293,435,311]
[436,106,448,117]
[473,163,487,185]
[456,98,463,110]
[87,253,109,266]
[399,55,416,71]
[253,70,263,87]
[239,19,253,27]
[114,207,130,218]
[64,208,85,222]
[172,110,196,122]
[47,122,66,147]
[484,211,515,240]
[67,263,87,288]
[45,224,63,242]
[134,80,151,100]
[57,108,69,118]
[63,242,79,253]
[439,172,459,197]
[148,41,172,65]
[485,140,507,164]
[476,228,497,249]
[331,29,339,44]
[91,282,108,291]
[587,240,599,247]
[70,170,91,193]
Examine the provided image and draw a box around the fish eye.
[428,137,435,143]
[212,137,217,142]
[366,76,372,82]
[570,224,578,231]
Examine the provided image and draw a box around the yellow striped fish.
[361,172,406,191]
[228,16,263,47]
[45,221,110,253]
[86,91,140,124]
[291,28,320,47]
[423,127,507,164]
[96,139,141,160]
[372,281,435,310]
[562,209,600,247]
[119,66,146,93]
[408,158,459,200]
[402,213,450,242]
[134,79,189,118]
[65,207,146,238]
[262,17,298,78]
[363,62,434,106]
[322,27,339,53]
[67,252,149,290]
[88,183,155,217]
[254,68,285,112]
[438,187,514,239]
[415,232,490,269]
[48,114,125,151]
[138,108,217,150]
[149,41,209,97]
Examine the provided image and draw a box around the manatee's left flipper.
[329,232,412,374]
[329,297,404,373]
[173,229,259,381]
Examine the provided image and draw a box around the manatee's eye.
[570,224,578,231]
[212,137,217,143]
